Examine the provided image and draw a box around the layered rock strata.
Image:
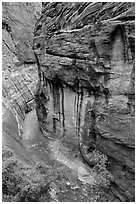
[2,2,41,134]
[33,2,135,202]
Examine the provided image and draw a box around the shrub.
[91,149,114,187]
[2,147,53,202]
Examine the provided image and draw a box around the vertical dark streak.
[74,93,77,128]
[58,88,61,129]
[34,52,43,94]
[53,118,56,133]
[45,77,48,87]
[52,85,56,133]
[52,84,60,133]
[56,87,60,120]
[76,91,80,133]
[61,87,65,135]
[52,84,56,113]
[78,88,83,136]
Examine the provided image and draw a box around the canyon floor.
[3,105,119,202]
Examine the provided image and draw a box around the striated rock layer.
[2,2,41,134]
[33,2,135,201]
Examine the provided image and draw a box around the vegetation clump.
[2,146,114,202]
[2,147,57,202]
[91,149,114,187]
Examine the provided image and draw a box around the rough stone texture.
[2,2,41,134]
[2,2,41,63]
[33,3,135,201]
[2,102,33,163]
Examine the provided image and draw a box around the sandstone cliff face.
[2,2,41,134]
[2,102,34,164]
[33,3,135,201]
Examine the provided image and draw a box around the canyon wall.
[2,2,41,134]
[33,3,135,201]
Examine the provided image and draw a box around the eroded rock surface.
[2,2,41,134]
[2,102,34,164]
[33,2,135,201]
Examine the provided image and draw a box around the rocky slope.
[33,2,135,201]
[2,2,41,134]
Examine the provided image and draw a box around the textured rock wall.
[33,2,135,201]
[2,2,41,134]
[2,102,33,163]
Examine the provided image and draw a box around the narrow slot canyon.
[2,2,135,202]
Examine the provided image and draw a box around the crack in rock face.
[33,2,135,202]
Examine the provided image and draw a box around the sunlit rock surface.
[33,2,135,201]
[2,2,41,134]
